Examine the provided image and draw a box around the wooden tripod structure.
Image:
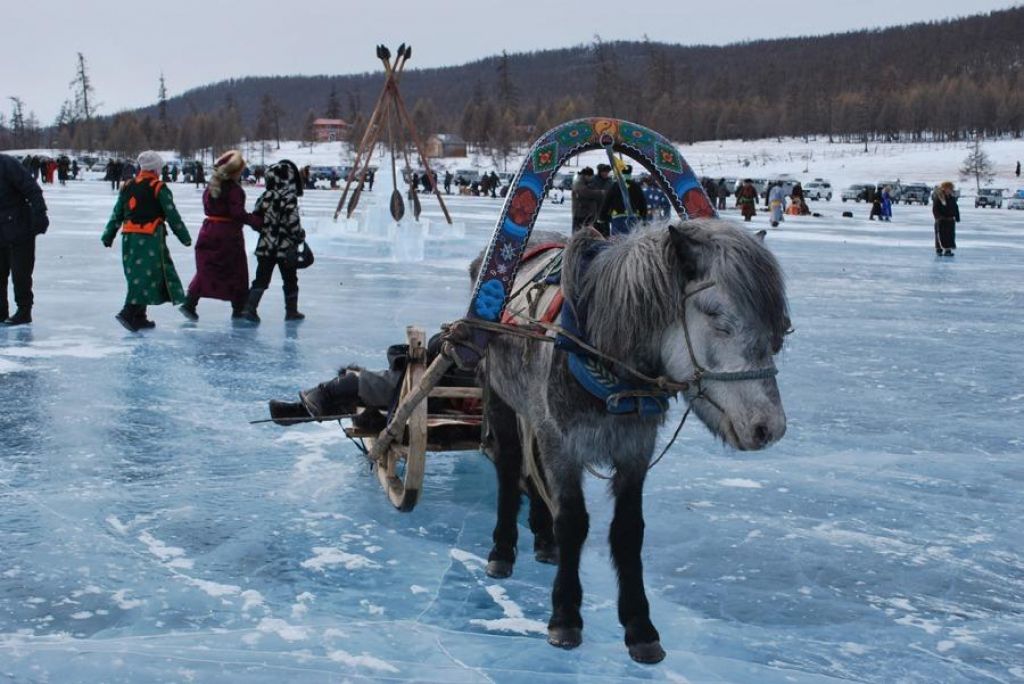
[333,44,453,224]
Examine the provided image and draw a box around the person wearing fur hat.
[932,181,960,256]
[241,160,306,322]
[101,150,192,332]
[180,150,263,321]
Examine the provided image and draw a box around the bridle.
[674,281,780,414]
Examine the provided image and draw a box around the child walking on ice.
[101,150,192,332]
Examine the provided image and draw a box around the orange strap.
[122,218,164,235]
[204,215,234,223]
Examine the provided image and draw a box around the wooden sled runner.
[345,326,484,511]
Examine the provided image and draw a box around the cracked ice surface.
[0,179,1022,682]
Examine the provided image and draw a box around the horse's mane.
[562,220,788,369]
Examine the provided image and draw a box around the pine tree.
[303,110,317,147]
[326,87,341,119]
[8,97,26,148]
[495,51,519,118]
[158,73,169,146]
[959,136,995,193]
[70,53,99,149]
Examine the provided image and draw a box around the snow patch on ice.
[105,515,129,535]
[186,577,241,598]
[301,547,380,572]
[327,649,399,673]
[0,337,126,360]
[240,590,264,612]
[410,585,430,595]
[937,640,956,653]
[470,617,548,635]
[469,584,547,635]
[138,531,194,569]
[0,358,26,374]
[256,617,309,642]
[450,548,487,573]
[111,589,143,610]
[717,478,763,489]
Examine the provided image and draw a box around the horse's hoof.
[628,641,666,664]
[547,626,582,649]
[534,544,559,565]
[485,560,513,579]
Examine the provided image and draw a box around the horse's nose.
[752,423,773,448]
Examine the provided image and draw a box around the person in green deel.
[102,150,192,332]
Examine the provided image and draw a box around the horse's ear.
[668,224,700,281]
[755,229,767,242]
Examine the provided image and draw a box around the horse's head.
[660,221,790,451]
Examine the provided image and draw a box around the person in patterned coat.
[241,160,306,322]
[101,151,192,332]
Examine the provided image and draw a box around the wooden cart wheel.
[375,327,428,511]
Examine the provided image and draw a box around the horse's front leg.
[546,457,588,649]
[485,391,523,579]
[610,468,665,663]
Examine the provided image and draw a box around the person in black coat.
[598,165,648,236]
[0,153,49,325]
[932,181,960,256]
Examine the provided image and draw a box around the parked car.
[975,188,1003,208]
[1007,189,1024,210]
[876,180,903,201]
[553,171,574,191]
[841,184,874,202]
[76,155,100,171]
[803,180,832,201]
[181,160,200,182]
[767,175,798,197]
[899,184,931,205]
[454,168,480,184]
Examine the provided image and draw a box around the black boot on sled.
[269,400,311,426]
[299,373,360,419]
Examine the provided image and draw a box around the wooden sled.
[346,326,484,511]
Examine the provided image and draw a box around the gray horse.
[473,219,790,664]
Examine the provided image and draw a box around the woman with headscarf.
[241,160,306,322]
[180,150,262,321]
[101,151,192,332]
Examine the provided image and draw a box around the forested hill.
[23,5,1024,154]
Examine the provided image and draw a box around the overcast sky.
[4,0,1020,122]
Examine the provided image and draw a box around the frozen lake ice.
[1,178,1023,682]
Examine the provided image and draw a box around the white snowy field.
[0,173,1023,682]
[11,134,1023,197]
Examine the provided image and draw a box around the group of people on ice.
[20,154,77,186]
[100,149,311,332]
[570,160,670,236]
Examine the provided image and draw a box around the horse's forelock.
[699,221,790,349]
[565,220,789,365]
[564,226,684,369]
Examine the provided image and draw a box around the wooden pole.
[390,85,453,224]
[367,353,454,464]
[335,48,413,219]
